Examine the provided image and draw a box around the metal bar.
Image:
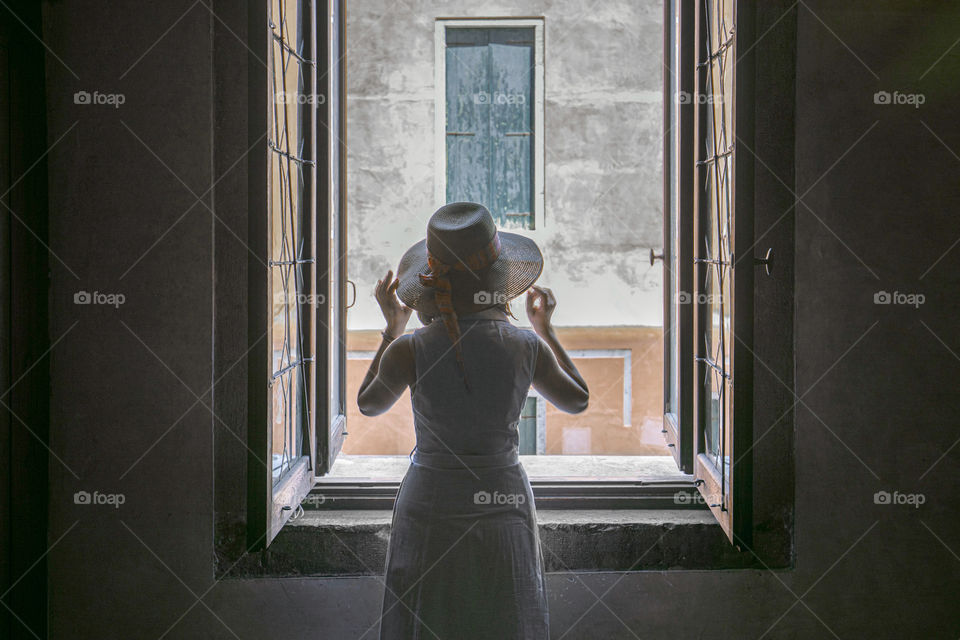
[696,31,735,68]
[504,132,531,136]
[305,480,704,511]
[268,140,316,166]
[446,131,475,136]
[269,258,315,266]
[270,29,317,66]
[271,357,316,382]
[696,356,732,379]
[696,144,734,166]
[307,0,319,478]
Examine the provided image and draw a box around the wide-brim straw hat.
[396,202,543,315]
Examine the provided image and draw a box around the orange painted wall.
[343,326,668,456]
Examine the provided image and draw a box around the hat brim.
[396,231,543,315]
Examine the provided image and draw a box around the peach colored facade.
[343,325,668,456]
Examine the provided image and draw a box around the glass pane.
[271,367,305,481]
[268,0,311,485]
[699,0,734,486]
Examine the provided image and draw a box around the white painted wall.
[345,0,664,330]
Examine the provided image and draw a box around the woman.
[357,202,589,640]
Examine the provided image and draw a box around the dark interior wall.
[42,0,216,635]
[791,1,960,633]
[40,1,960,639]
[1,1,50,638]
[211,0,253,570]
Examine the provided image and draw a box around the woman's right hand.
[525,284,556,336]
[375,269,413,339]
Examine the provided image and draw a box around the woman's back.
[410,307,538,455]
[383,307,549,640]
[361,203,588,639]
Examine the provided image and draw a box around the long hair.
[417,264,520,325]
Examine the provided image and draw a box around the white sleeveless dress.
[379,307,549,639]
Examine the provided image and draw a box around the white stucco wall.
[346,0,664,330]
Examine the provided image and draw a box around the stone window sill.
[230,508,761,578]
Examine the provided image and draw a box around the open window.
[691,0,755,546]
[248,0,764,550]
[664,0,756,545]
[248,0,346,547]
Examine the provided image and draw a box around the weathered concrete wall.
[40,1,960,638]
[345,0,664,329]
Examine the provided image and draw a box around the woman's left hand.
[375,269,413,339]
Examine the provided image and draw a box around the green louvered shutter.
[446,28,534,228]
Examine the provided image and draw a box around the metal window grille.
[268,0,315,484]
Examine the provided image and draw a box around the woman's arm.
[357,334,414,416]
[526,285,589,414]
[356,270,415,416]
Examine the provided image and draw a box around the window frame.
[308,9,702,514]
[689,0,755,546]
[248,0,347,549]
[433,17,545,231]
[314,0,348,476]
[227,0,796,569]
[662,0,695,474]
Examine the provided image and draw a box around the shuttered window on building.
[445,28,535,229]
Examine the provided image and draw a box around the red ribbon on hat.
[418,233,502,391]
